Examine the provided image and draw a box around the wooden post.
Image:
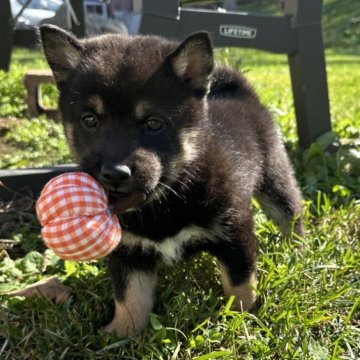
[285,0,332,148]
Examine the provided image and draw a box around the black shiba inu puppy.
[40,24,304,337]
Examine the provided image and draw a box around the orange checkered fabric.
[36,172,121,261]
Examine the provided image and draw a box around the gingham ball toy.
[36,172,121,261]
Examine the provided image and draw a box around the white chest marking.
[121,225,220,264]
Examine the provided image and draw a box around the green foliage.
[323,0,360,54]
[1,2,360,357]
[40,83,59,109]
[0,49,71,167]
[0,117,72,168]
[1,205,359,358]
[0,250,62,293]
[0,66,27,118]
[0,49,50,118]
[297,139,360,200]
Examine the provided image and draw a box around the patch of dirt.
[0,117,40,254]
[0,186,37,236]
[0,139,18,157]
[0,186,40,258]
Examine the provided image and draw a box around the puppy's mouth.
[108,191,147,215]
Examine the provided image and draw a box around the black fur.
[40,25,304,336]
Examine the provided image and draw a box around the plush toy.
[36,172,121,261]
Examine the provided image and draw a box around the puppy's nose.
[100,163,132,191]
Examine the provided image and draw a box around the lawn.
[0,2,360,359]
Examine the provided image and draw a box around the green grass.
[322,0,360,54]
[1,195,359,358]
[1,3,360,358]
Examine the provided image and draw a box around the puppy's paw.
[104,271,156,337]
[220,267,258,311]
[104,298,151,338]
[104,313,138,338]
[231,283,257,312]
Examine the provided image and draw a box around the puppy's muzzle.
[99,163,146,214]
[100,163,132,193]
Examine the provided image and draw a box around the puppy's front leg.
[211,217,258,311]
[105,248,157,337]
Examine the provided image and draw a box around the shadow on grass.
[289,139,360,207]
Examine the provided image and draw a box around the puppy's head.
[40,25,213,211]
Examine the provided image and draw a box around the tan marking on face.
[181,129,199,164]
[88,95,104,115]
[219,264,257,311]
[134,100,152,120]
[104,271,156,337]
[168,129,200,180]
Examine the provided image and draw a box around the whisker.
[158,182,176,195]
[182,168,197,180]
[164,176,191,192]
[158,181,183,200]
[156,186,167,202]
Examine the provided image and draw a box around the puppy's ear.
[40,25,83,85]
[169,32,213,97]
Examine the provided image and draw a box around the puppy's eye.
[144,117,164,132]
[81,113,99,131]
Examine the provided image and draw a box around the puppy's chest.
[121,223,221,264]
[119,178,226,263]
